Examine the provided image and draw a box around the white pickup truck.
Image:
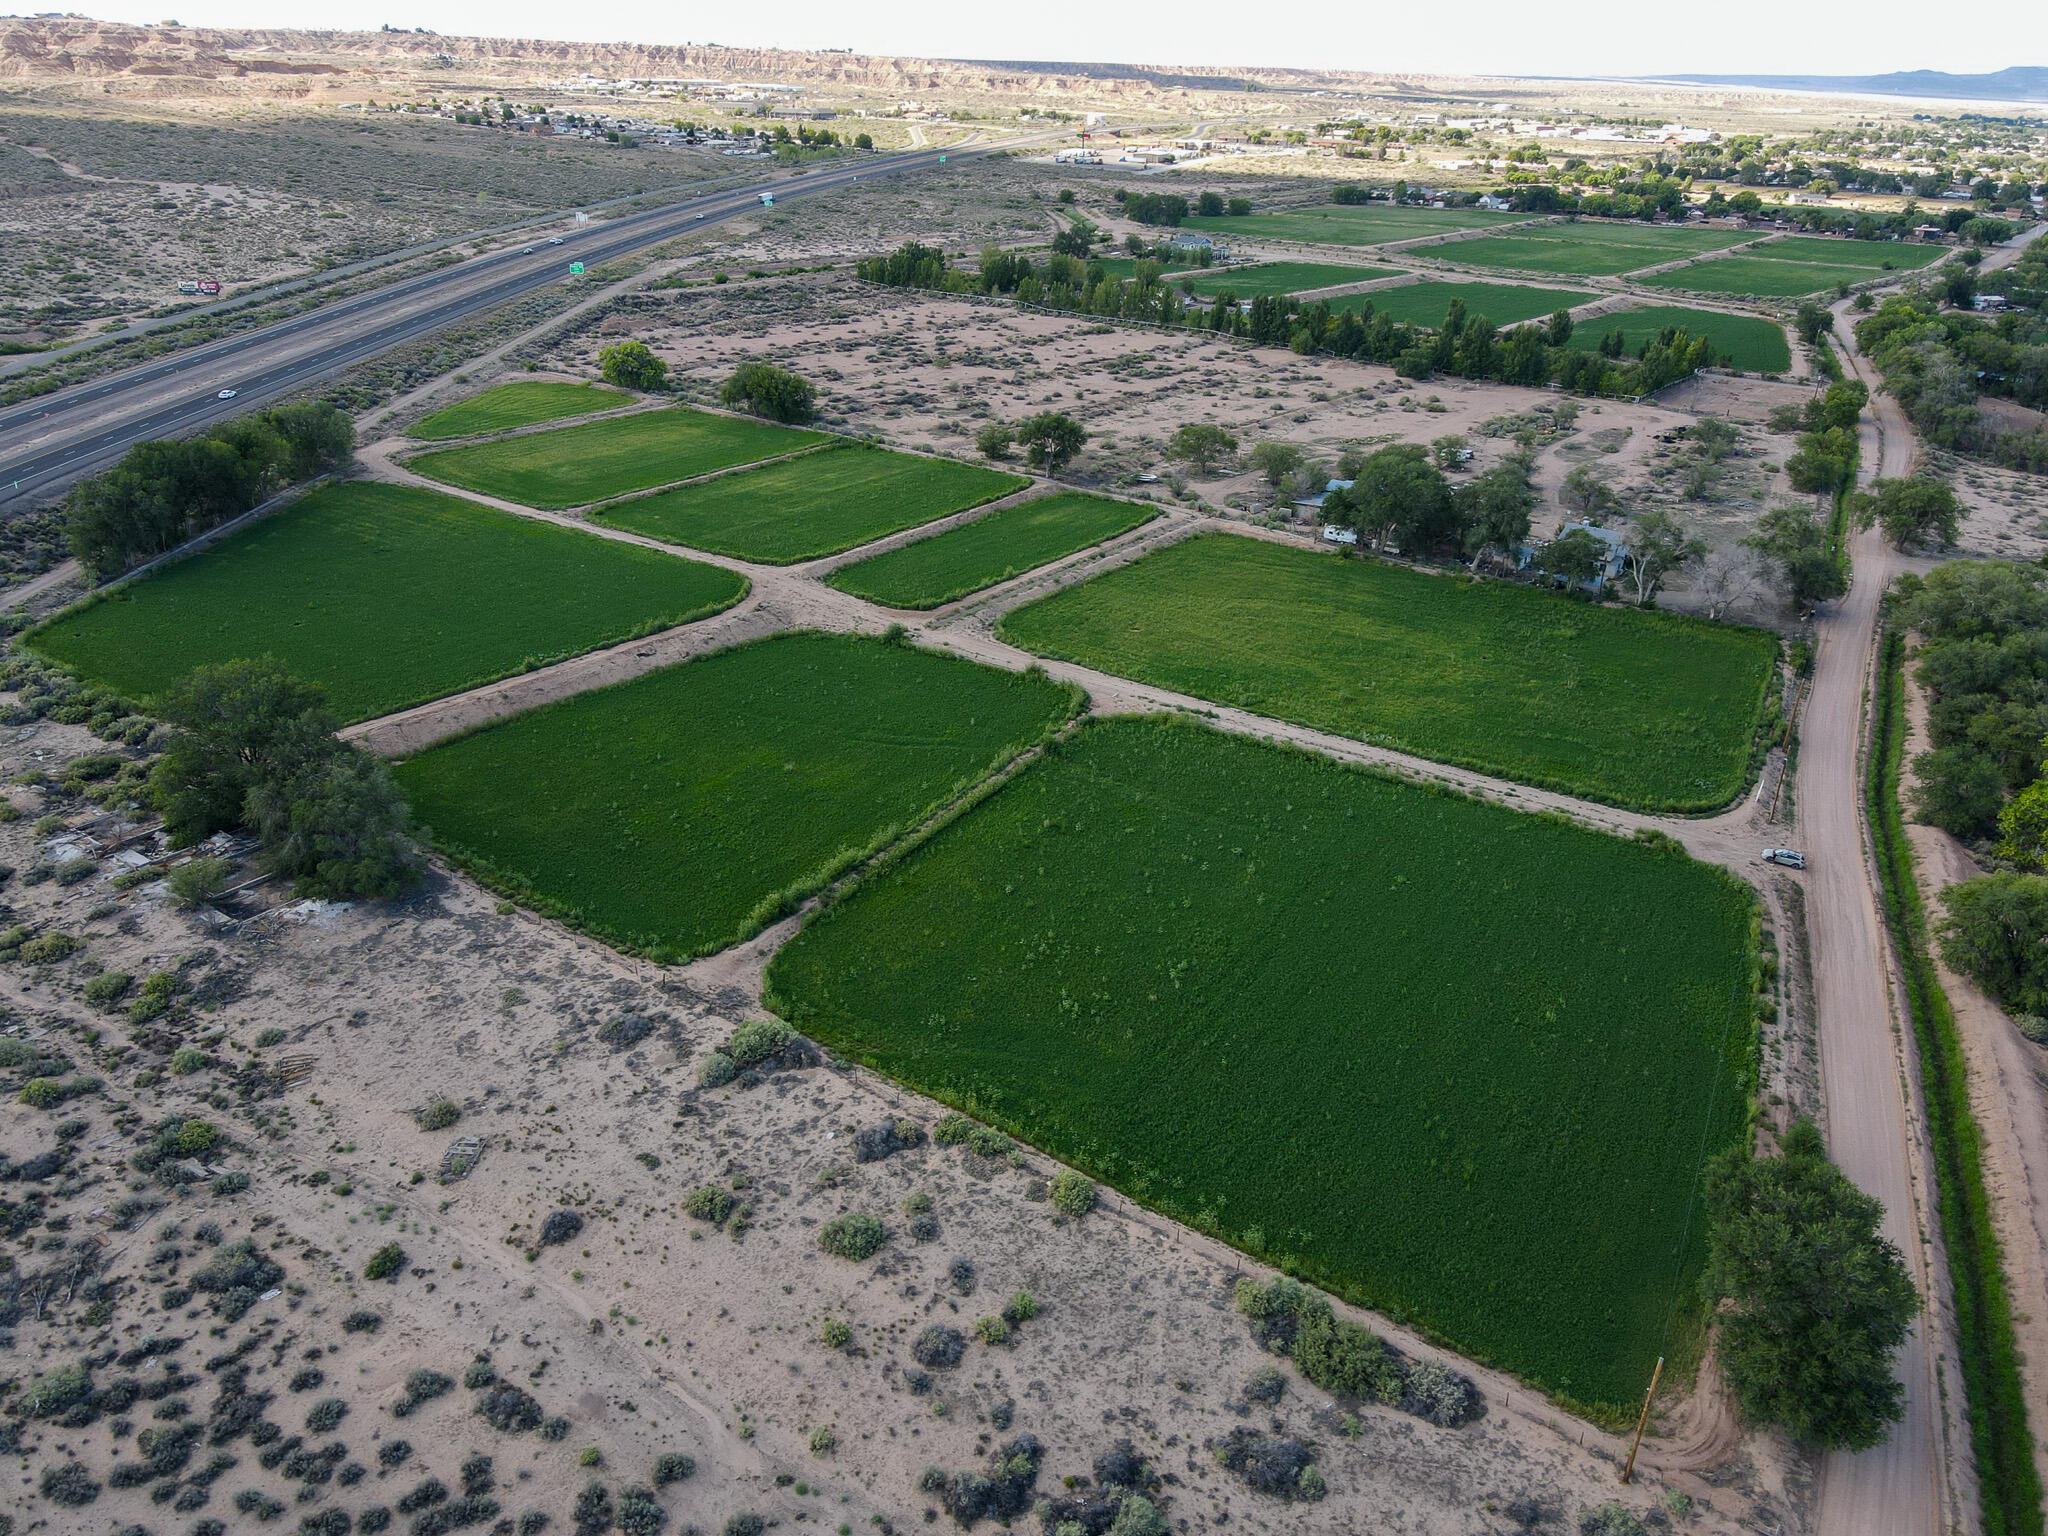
[1322,525,1358,546]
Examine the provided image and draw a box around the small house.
[1290,477,1353,519]
[1517,520,1628,591]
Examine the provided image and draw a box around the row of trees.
[855,243,1730,399]
[67,403,354,579]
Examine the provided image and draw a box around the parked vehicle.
[1762,848,1806,869]
[1322,525,1359,546]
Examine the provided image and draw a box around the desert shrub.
[396,1477,449,1514]
[463,1358,496,1389]
[817,1212,886,1261]
[948,1256,976,1294]
[363,1242,404,1281]
[234,1489,287,1520]
[808,1425,836,1457]
[304,1398,347,1434]
[1400,1360,1481,1427]
[255,1026,286,1046]
[1580,1504,1647,1536]
[819,1318,851,1349]
[724,1018,795,1067]
[391,1370,453,1418]
[1291,1297,1402,1404]
[974,1315,1011,1346]
[21,931,80,963]
[1048,1169,1097,1216]
[518,1513,549,1536]
[40,1461,100,1507]
[84,970,132,1006]
[338,1461,366,1485]
[171,1047,209,1075]
[22,1361,92,1418]
[418,1099,461,1132]
[290,1368,325,1392]
[597,1014,654,1051]
[571,1482,611,1536]
[1002,1290,1039,1326]
[853,1119,925,1162]
[722,1517,765,1536]
[460,1453,494,1496]
[1107,1495,1170,1536]
[911,1324,966,1370]
[168,858,233,909]
[377,1441,413,1469]
[652,1452,695,1486]
[683,1185,733,1224]
[1243,1364,1287,1404]
[18,1076,63,1108]
[538,1209,584,1246]
[341,1309,383,1334]
[1214,1429,1321,1501]
[192,1239,283,1324]
[358,1510,392,1535]
[695,1051,737,1088]
[919,1434,1043,1525]
[540,1417,571,1442]
[909,1211,940,1242]
[475,1384,544,1434]
[616,1486,665,1536]
[578,1446,601,1467]
[210,1170,250,1196]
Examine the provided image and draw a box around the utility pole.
[1618,1355,1664,1485]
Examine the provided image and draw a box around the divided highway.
[0,138,1012,510]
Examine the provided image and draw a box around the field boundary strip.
[1869,628,2042,1536]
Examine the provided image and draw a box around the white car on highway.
[216,388,237,399]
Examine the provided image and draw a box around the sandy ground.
[1931,448,2048,564]
[0,714,1806,1536]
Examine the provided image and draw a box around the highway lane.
[0,138,1013,508]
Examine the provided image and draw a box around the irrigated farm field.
[28,483,748,722]
[1330,279,1596,327]
[1569,305,1792,373]
[1435,223,1756,276]
[999,533,1775,811]
[406,406,827,508]
[1181,204,1520,247]
[1177,260,1400,297]
[1641,237,1943,299]
[394,632,1078,960]
[408,380,634,440]
[594,444,1028,564]
[826,492,1158,609]
[766,716,1757,1412]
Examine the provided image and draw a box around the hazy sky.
[74,0,2040,81]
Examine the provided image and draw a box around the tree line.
[66,403,354,579]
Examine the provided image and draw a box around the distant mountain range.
[1654,67,2048,105]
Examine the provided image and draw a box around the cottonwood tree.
[1746,504,1847,608]
[1559,462,1619,517]
[150,660,418,901]
[720,361,816,424]
[975,421,1015,460]
[1168,423,1237,474]
[1015,412,1088,473]
[1681,546,1772,620]
[1852,476,1963,551]
[1249,441,1308,491]
[1534,526,1605,585]
[1327,445,1456,554]
[1702,1118,1916,1450]
[598,341,668,391]
[1621,508,1705,603]
[1938,872,2048,1013]
[1456,457,1535,570]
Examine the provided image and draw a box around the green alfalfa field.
[407,380,633,440]
[1567,306,1792,373]
[766,715,1758,1413]
[998,532,1777,812]
[394,632,1079,961]
[27,482,748,723]
[406,405,828,508]
[825,492,1158,609]
[594,443,1028,564]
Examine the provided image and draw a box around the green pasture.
[408,381,633,440]
[1329,279,1596,328]
[1568,305,1792,372]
